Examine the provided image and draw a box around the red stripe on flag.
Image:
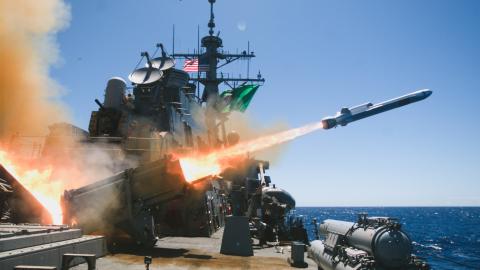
[183,59,198,72]
[183,58,209,72]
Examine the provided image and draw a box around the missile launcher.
[61,157,225,246]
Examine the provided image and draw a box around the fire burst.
[179,121,324,182]
[0,149,64,224]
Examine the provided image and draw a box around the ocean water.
[294,207,480,270]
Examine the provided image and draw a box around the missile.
[322,89,432,129]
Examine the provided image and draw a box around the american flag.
[183,58,209,72]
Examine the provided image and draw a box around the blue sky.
[52,0,480,206]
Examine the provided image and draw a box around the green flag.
[219,84,260,113]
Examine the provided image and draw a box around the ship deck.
[72,228,318,270]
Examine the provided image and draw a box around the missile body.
[322,89,432,129]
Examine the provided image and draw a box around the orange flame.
[0,149,64,224]
[179,121,324,182]
[179,155,222,183]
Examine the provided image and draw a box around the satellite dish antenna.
[150,57,175,70]
[128,68,162,85]
[129,52,163,84]
[149,44,176,70]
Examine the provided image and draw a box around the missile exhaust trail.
[179,121,325,182]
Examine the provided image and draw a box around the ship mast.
[173,0,265,147]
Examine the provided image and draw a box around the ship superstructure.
[61,0,284,246]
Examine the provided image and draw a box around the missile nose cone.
[414,89,432,100]
[423,89,432,98]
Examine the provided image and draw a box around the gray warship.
[0,1,431,269]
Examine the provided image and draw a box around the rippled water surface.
[295,207,480,269]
